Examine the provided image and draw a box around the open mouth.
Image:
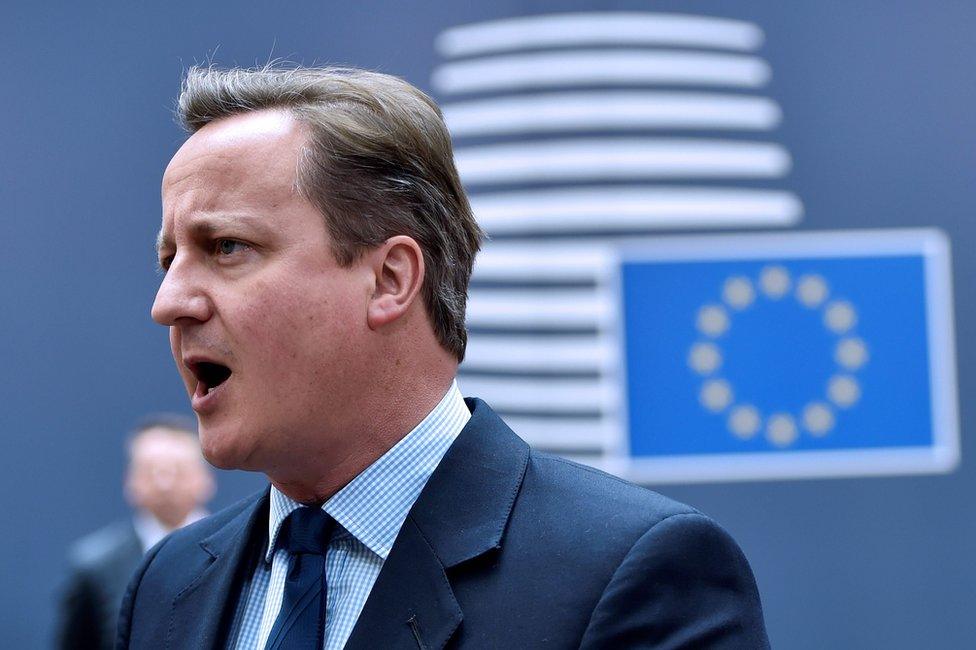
[191,361,232,396]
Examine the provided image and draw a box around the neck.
[269,366,457,504]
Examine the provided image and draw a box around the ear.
[366,235,425,331]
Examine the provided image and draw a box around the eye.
[215,239,249,256]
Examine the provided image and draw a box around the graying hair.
[176,65,483,361]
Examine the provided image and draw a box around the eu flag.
[617,230,957,482]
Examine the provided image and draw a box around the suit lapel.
[166,490,269,649]
[345,399,530,649]
[342,516,461,649]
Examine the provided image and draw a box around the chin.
[199,426,254,471]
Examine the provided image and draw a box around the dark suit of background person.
[119,65,770,648]
[55,418,213,650]
[57,521,143,650]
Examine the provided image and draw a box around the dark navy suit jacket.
[117,399,769,649]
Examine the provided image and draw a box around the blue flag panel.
[616,230,957,481]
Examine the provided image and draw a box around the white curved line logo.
[437,12,805,462]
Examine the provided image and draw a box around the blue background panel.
[622,255,933,456]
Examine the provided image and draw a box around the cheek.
[245,276,364,348]
[238,292,311,362]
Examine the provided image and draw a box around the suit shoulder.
[523,450,699,528]
[579,511,769,647]
[499,450,727,603]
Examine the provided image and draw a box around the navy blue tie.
[264,507,336,650]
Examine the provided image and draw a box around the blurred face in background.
[124,427,215,529]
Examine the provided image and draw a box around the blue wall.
[1,2,973,647]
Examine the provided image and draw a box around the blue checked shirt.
[231,382,470,650]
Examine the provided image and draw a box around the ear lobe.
[366,236,425,331]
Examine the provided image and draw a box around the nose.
[151,255,213,326]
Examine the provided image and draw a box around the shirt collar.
[266,381,470,562]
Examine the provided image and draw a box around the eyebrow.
[155,212,270,257]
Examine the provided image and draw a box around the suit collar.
[166,489,269,649]
[408,397,530,568]
[198,489,268,559]
[345,398,530,649]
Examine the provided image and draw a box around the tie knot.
[279,507,335,555]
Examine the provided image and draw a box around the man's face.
[152,110,374,473]
[125,428,214,528]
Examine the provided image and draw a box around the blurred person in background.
[55,415,214,650]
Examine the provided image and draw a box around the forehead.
[160,110,306,232]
